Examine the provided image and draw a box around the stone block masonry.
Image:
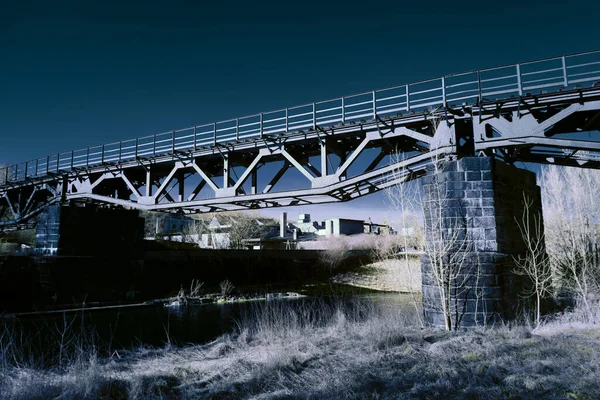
[35,204,144,256]
[421,157,542,329]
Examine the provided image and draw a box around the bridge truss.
[1,50,600,229]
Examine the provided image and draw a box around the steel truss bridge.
[2,50,600,229]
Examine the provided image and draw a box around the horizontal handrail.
[1,50,600,186]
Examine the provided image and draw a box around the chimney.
[280,212,287,238]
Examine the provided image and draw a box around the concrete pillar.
[421,157,542,329]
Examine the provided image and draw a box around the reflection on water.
[6,293,416,352]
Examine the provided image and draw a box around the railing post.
[235,119,239,140]
[56,153,60,172]
[35,159,39,177]
[516,63,523,96]
[101,145,105,164]
[24,161,28,179]
[259,113,263,138]
[193,126,197,149]
[477,71,483,122]
[441,77,446,106]
[372,91,376,119]
[406,84,410,111]
[135,138,138,158]
[118,142,122,161]
[172,131,175,153]
[341,98,345,123]
[312,103,316,129]
[46,156,50,175]
[71,150,74,169]
[213,122,217,146]
[477,71,482,101]
[562,56,568,87]
[153,134,156,155]
[285,108,289,131]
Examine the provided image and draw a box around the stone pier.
[421,157,542,329]
[35,204,144,256]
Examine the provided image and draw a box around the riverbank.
[1,298,599,399]
[331,256,422,293]
[0,249,373,313]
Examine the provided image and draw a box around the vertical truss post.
[251,170,257,194]
[178,171,184,202]
[223,155,229,189]
[516,63,523,96]
[562,56,568,87]
[321,141,327,177]
[145,167,152,197]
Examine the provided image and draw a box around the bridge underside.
[1,87,600,229]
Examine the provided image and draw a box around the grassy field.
[1,297,600,399]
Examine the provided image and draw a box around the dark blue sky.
[1,0,598,222]
[2,0,598,164]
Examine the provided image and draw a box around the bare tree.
[541,165,600,318]
[421,154,471,330]
[384,151,425,327]
[228,213,263,249]
[386,110,472,330]
[513,194,552,328]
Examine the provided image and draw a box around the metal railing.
[2,50,600,186]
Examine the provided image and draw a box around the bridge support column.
[35,205,144,256]
[421,157,542,329]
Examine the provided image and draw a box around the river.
[1,291,417,366]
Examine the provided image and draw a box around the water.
[1,293,416,366]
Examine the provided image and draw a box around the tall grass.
[1,299,600,399]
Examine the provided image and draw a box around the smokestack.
[280,212,287,238]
